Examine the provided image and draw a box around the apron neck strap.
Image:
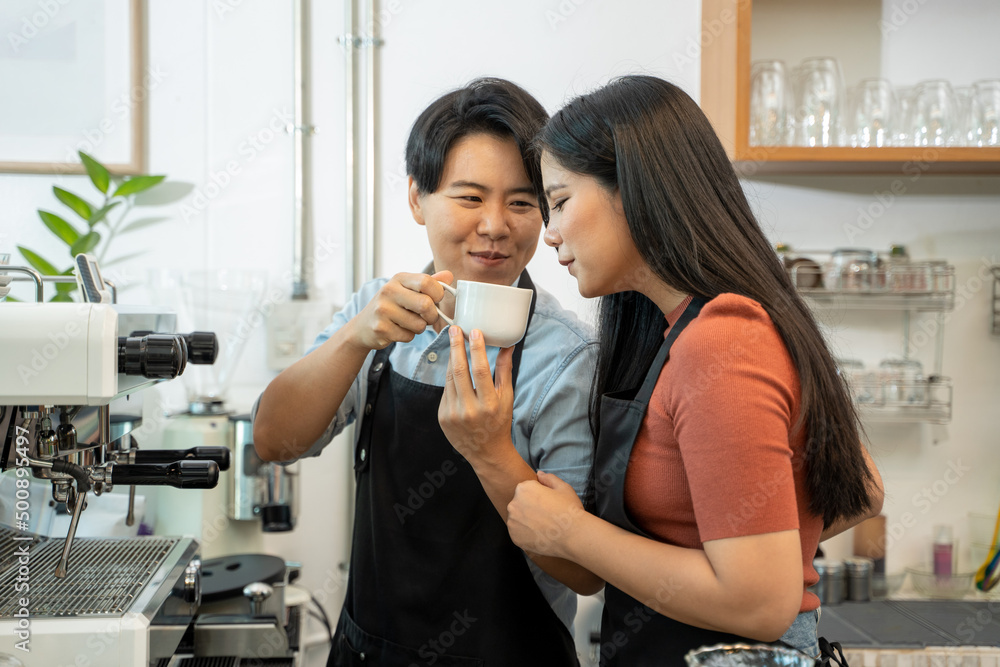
[508,270,536,394]
[634,296,707,405]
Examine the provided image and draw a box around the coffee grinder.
[152,270,299,558]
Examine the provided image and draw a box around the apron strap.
[508,270,536,395]
[633,296,707,405]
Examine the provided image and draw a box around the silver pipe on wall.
[291,0,315,300]
[345,0,382,292]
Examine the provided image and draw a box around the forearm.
[560,514,801,640]
[254,324,370,462]
[467,446,604,595]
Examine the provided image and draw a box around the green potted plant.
[16,151,170,301]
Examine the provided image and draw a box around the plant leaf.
[103,251,146,266]
[17,246,60,275]
[119,216,169,234]
[70,231,101,256]
[134,181,195,206]
[88,201,121,228]
[55,281,78,294]
[113,175,166,198]
[51,292,75,303]
[79,151,110,194]
[53,187,93,220]
[38,211,81,245]
[3,295,20,302]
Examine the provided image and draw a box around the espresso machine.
[0,264,302,666]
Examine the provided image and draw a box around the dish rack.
[784,250,955,424]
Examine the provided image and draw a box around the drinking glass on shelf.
[825,248,877,291]
[894,86,915,146]
[791,57,844,147]
[750,60,789,146]
[879,358,927,406]
[909,80,960,147]
[953,85,973,147]
[969,79,1000,147]
[847,79,895,147]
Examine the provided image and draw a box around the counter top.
[817,600,1000,647]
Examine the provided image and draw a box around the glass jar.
[879,358,927,406]
[825,248,877,291]
[837,358,880,404]
[776,243,822,289]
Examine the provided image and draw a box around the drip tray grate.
[0,536,179,617]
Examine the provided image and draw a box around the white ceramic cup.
[434,280,532,348]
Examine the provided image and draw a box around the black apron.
[329,271,579,667]
[594,297,785,666]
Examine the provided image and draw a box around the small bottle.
[885,244,920,292]
[933,524,954,581]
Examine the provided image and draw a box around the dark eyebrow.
[544,183,567,197]
[447,181,536,197]
[447,180,489,191]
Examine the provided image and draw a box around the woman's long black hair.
[536,75,876,527]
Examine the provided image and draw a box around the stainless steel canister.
[845,557,874,601]
[813,559,845,605]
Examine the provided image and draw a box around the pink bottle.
[933,525,953,580]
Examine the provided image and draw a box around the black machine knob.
[134,446,231,471]
[110,460,220,489]
[117,334,187,379]
[182,332,218,365]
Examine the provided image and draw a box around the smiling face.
[541,152,646,298]
[408,133,542,287]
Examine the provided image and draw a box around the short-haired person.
[440,75,884,664]
[253,78,599,665]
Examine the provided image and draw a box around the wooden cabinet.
[699,0,1000,174]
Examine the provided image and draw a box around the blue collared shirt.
[257,276,597,630]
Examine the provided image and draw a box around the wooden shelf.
[700,0,1000,175]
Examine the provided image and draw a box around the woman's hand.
[438,326,517,465]
[346,270,453,351]
[506,471,587,561]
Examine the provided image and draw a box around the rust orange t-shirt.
[623,293,823,612]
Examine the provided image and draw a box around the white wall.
[2,0,1000,663]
